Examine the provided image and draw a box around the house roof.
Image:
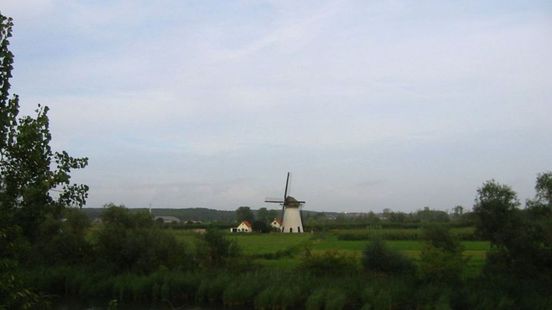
[240,220,252,228]
[272,218,282,225]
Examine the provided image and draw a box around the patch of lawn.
[228,233,311,255]
[170,229,490,276]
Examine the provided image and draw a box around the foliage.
[222,273,261,307]
[32,209,92,266]
[235,206,254,223]
[93,205,190,273]
[419,224,465,285]
[419,245,465,285]
[361,239,415,275]
[0,259,44,309]
[534,171,552,206]
[473,180,520,245]
[299,248,358,276]
[336,226,478,241]
[0,11,90,308]
[306,287,347,310]
[421,224,463,253]
[0,13,88,245]
[195,228,240,267]
[255,207,269,223]
[470,176,552,307]
[252,220,270,233]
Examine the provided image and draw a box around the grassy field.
[170,228,490,276]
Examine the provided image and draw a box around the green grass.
[227,233,312,255]
[170,229,490,276]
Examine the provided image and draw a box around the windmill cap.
[285,196,301,207]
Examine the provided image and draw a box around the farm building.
[231,220,252,233]
[154,216,181,224]
[270,218,282,230]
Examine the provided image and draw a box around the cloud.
[5,1,552,211]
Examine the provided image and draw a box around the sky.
[2,0,552,212]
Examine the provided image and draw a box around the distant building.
[154,216,181,224]
[270,218,282,230]
[191,228,207,234]
[230,221,252,233]
[185,220,203,224]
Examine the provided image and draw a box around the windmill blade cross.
[284,172,290,199]
[265,200,284,203]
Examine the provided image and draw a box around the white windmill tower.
[265,172,305,233]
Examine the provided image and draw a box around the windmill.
[265,172,305,233]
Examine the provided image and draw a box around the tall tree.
[0,12,89,241]
[235,206,254,223]
[256,207,269,223]
[535,171,552,207]
[472,180,520,245]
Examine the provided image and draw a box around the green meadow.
[171,228,490,276]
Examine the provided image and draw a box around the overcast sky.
[3,1,552,212]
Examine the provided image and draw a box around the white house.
[231,220,253,233]
[270,218,282,230]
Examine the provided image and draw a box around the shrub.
[361,239,415,274]
[300,249,358,276]
[419,225,465,285]
[305,288,326,310]
[255,285,305,309]
[92,206,191,273]
[361,277,414,309]
[196,273,232,304]
[306,288,347,310]
[165,272,200,303]
[422,224,462,254]
[222,278,260,307]
[195,228,240,267]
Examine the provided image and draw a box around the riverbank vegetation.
[5,178,552,309]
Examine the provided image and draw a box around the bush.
[195,228,240,267]
[419,245,465,284]
[419,225,465,285]
[361,276,415,309]
[196,273,232,304]
[165,271,200,303]
[337,230,419,241]
[361,239,415,274]
[92,206,191,273]
[300,249,358,276]
[252,271,310,309]
[222,276,260,307]
[306,288,347,310]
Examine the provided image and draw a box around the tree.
[362,239,415,275]
[473,175,552,305]
[534,171,552,207]
[256,207,269,223]
[419,225,465,284]
[1,12,74,308]
[472,180,520,245]
[235,206,254,223]
[267,209,279,222]
[0,12,89,241]
[452,205,463,217]
[94,205,190,273]
[196,228,240,267]
[252,220,270,233]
